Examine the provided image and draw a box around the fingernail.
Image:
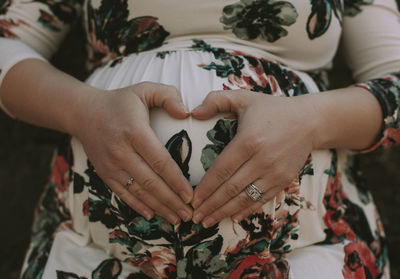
[179,209,192,222]
[202,217,216,228]
[180,191,192,204]
[193,212,204,224]
[168,214,180,225]
[143,210,153,221]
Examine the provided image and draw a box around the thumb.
[191,90,244,120]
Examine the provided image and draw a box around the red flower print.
[50,155,70,193]
[324,210,356,241]
[382,127,400,147]
[343,241,380,279]
[323,170,356,241]
[229,255,289,279]
[0,19,28,38]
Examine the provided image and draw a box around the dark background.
[1,23,400,278]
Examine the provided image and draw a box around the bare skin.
[0,59,383,227]
[0,59,194,225]
[190,88,382,227]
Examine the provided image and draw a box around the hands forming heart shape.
[75,82,314,227]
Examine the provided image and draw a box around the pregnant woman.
[1,0,399,278]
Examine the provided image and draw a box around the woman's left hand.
[190,90,318,228]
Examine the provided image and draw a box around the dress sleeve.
[0,0,83,115]
[341,0,400,152]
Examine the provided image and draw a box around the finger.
[231,186,282,223]
[192,159,259,224]
[132,126,194,204]
[107,178,155,221]
[201,181,280,228]
[123,151,193,222]
[127,181,182,225]
[191,90,249,120]
[139,82,189,119]
[191,134,253,209]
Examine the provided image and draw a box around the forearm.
[0,59,98,135]
[300,87,383,151]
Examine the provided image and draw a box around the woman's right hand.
[71,82,193,224]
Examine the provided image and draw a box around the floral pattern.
[220,0,298,42]
[201,118,238,171]
[32,0,83,24]
[321,150,388,278]
[1,0,393,277]
[306,0,343,39]
[344,0,374,16]
[86,0,169,67]
[355,72,400,152]
[191,39,310,96]
[22,145,73,279]
[307,0,375,39]
[37,9,62,32]
[44,118,313,278]
[57,259,122,279]
[0,0,11,15]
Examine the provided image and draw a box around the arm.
[189,86,382,227]
[340,0,400,152]
[0,1,193,224]
[190,0,400,227]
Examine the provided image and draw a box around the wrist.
[297,87,383,151]
[292,94,326,151]
[63,84,106,137]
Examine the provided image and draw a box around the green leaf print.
[165,130,192,180]
[87,0,169,67]
[92,259,121,279]
[177,236,227,279]
[201,119,238,171]
[56,258,121,279]
[0,0,11,15]
[344,0,374,16]
[220,0,298,42]
[306,0,343,39]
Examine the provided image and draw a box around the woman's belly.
[84,41,321,185]
[75,42,332,275]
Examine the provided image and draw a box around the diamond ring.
[125,177,134,189]
[244,183,263,201]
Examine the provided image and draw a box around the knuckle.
[225,181,243,198]
[214,167,232,184]
[151,158,169,174]
[140,177,159,191]
[243,137,263,154]
[108,146,125,162]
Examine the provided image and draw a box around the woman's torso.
[22,1,388,278]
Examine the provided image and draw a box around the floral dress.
[1,0,400,278]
